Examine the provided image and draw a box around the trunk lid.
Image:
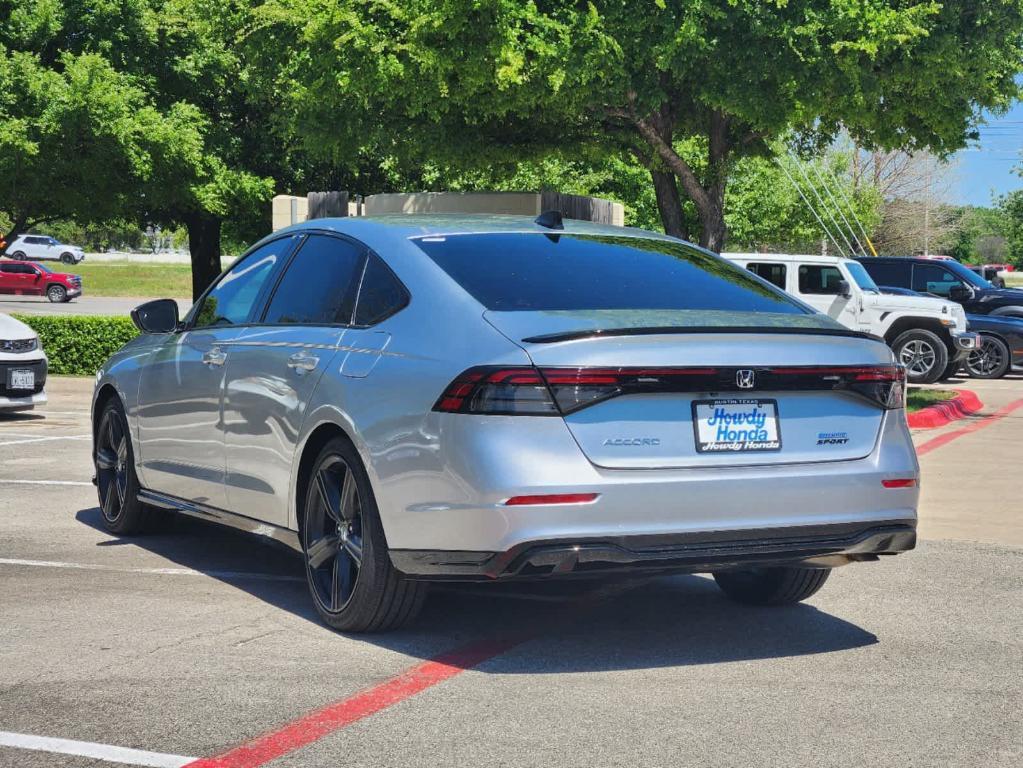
[484,310,894,470]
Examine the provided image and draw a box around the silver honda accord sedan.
[92,214,918,632]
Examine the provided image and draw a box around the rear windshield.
[414,233,809,314]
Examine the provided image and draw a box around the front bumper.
[390,521,917,580]
[0,389,47,412]
[952,331,981,359]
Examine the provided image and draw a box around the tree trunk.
[185,213,222,301]
[650,170,689,240]
[698,197,727,253]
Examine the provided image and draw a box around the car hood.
[0,312,36,340]
[967,313,1023,332]
[974,287,1023,305]
[864,291,958,314]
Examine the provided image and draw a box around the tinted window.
[415,234,806,314]
[264,235,363,325]
[798,265,844,295]
[192,239,291,328]
[859,261,909,287]
[354,254,409,326]
[746,262,786,290]
[912,264,963,297]
[1,263,32,274]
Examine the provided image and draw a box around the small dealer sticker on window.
[692,399,781,453]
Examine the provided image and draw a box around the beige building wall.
[271,195,308,231]
[364,192,543,217]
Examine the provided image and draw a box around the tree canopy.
[259,0,1023,251]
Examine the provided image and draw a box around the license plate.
[692,398,781,453]
[8,369,34,390]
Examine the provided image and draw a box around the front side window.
[414,233,807,315]
[797,265,845,295]
[746,262,787,290]
[263,235,363,325]
[354,254,409,326]
[192,239,292,329]
[912,264,962,297]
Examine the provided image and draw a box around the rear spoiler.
[521,325,884,344]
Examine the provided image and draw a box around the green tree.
[999,190,1023,267]
[260,0,1023,252]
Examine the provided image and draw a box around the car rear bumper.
[390,521,917,580]
[375,409,919,557]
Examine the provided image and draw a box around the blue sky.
[954,100,1022,207]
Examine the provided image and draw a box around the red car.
[0,259,83,302]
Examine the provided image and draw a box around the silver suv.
[6,234,85,264]
[92,215,918,632]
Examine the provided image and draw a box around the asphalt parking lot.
[1,376,1021,767]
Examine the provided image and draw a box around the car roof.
[267,214,675,243]
[724,252,853,264]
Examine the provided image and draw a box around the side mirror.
[837,279,852,298]
[131,299,179,334]
[948,285,972,302]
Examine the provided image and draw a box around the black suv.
[857,257,1023,318]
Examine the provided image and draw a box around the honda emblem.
[736,369,755,389]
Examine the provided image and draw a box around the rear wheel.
[46,284,67,303]
[10,250,26,260]
[713,566,830,605]
[95,399,158,534]
[965,334,1010,379]
[302,437,426,632]
[893,329,948,384]
[60,252,75,264]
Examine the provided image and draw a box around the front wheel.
[713,566,830,605]
[965,334,1010,379]
[60,252,75,265]
[47,284,67,303]
[301,437,426,632]
[95,399,158,534]
[893,329,949,384]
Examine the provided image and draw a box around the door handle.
[202,347,227,367]
[287,352,320,372]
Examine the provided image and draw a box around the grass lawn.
[66,261,193,297]
[906,388,957,413]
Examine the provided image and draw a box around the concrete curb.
[907,389,984,429]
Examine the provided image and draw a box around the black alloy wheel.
[965,335,1011,379]
[304,454,365,615]
[96,406,130,525]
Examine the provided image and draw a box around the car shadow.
[0,412,46,423]
[75,506,878,673]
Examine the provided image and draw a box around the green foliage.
[947,206,1009,263]
[14,314,139,375]
[998,190,1023,267]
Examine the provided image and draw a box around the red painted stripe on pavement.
[183,633,531,768]
[916,397,1023,457]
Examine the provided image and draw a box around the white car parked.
[725,253,978,384]
[5,234,86,265]
[0,313,47,412]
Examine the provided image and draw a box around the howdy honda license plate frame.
[692,398,782,453]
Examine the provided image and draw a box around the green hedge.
[13,315,139,376]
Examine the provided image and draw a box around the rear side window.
[912,264,963,297]
[859,261,908,288]
[414,233,807,314]
[264,234,363,325]
[354,254,409,326]
[746,262,787,290]
[798,265,844,295]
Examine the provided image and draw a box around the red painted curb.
[907,389,983,429]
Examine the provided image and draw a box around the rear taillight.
[433,364,906,415]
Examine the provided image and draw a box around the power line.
[810,159,865,255]
[777,158,847,256]
[791,153,855,256]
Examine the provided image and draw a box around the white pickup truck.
[725,253,979,384]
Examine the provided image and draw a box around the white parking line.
[0,434,90,446]
[0,557,304,582]
[0,730,195,767]
[0,479,93,486]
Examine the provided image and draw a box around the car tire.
[11,250,26,260]
[301,436,427,633]
[60,252,75,264]
[965,334,1011,379]
[892,329,949,384]
[46,285,67,303]
[713,566,830,606]
[95,398,159,535]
